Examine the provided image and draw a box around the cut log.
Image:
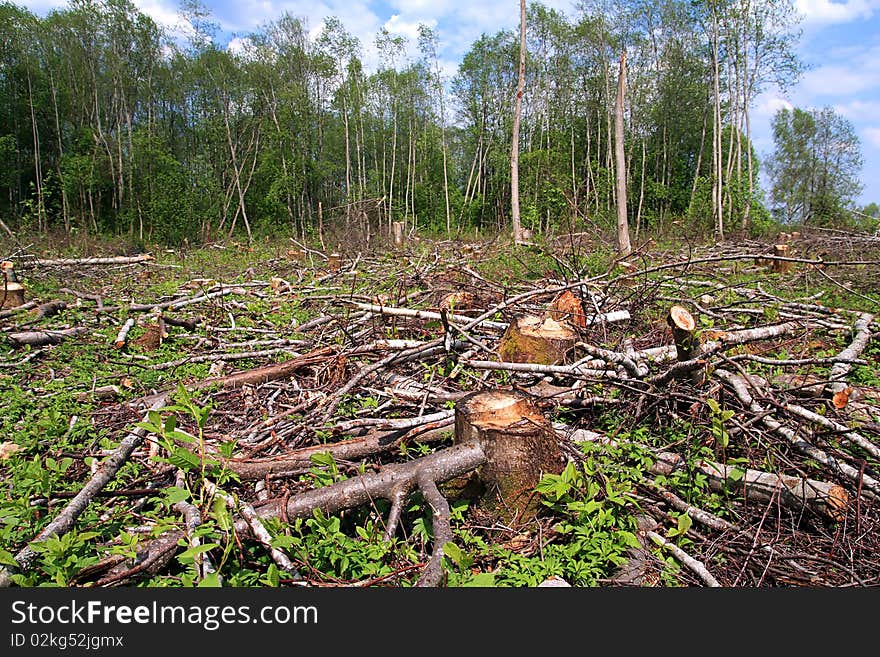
[666,305,703,385]
[498,314,577,365]
[453,390,564,525]
[1,282,25,309]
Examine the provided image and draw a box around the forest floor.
[1,225,879,587]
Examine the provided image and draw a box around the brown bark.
[549,289,587,329]
[453,390,564,525]
[772,244,792,273]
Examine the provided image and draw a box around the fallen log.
[826,312,874,397]
[32,254,155,266]
[650,451,849,523]
[6,326,88,348]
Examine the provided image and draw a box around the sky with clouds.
[14,0,880,207]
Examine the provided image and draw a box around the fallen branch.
[6,326,88,348]
[0,394,169,587]
[715,369,880,497]
[827,312,875,396]
[31,254,155,266]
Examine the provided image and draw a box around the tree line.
[0,0,870,247]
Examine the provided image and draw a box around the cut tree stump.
[392,221,405,246]
[1,261,25,309]
[453,390,564,525]
[772,244,792,273]
[549,289,587,328]
[498,314,577,365]
[666,305,703,385]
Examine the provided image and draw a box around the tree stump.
[453,390,564,525]
[772,244,792,273]
[1,261,25,309]
[549,289,587,328]
[667,305,703,385]
[327,253,342,271]
[498,314,577,365]
[392,221,405,247]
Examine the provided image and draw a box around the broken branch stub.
[498,314,577,365]
[453,390,564,526]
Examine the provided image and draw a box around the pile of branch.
[1,239,879,587]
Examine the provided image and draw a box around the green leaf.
[270,535,298,550]
[725,467,746,482]
[211,498,233,531]
[169,447,200,470]
[442,541,467,568]
[677,513,693,535]
[197,572,222,587]
[463,572,496,587]
[0,548,18,566]
[180,543,218,557]
[164,486,190,505]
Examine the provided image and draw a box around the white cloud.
[134,0,182,30]
[384,14,435,41]
[755,95,796,118]
[797,0,880,25]
[834,99,880,120]
[864,126,880,147]
[800,42,880,97]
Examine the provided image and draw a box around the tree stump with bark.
[1,261,25,309]
[549,289,587,328]
[772,244,792,273]
[453,390,564,525]
[667,305,704,385]
[498,314,577,365]
[392,221,405,247]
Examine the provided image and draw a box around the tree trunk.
[614,50,632,256]
[667,305,704,385]
[510,0,526,245]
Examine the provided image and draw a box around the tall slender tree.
[511,0,527,244]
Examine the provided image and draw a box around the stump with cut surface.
[667,305,704,385]
[498,314,577,365]
[772,244,792,273]
[1,261,25,309]
[453,390,564,525]
[549,289,587,328]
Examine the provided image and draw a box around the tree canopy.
[0,0,822,246]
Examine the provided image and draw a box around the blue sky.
[17,0,880,207]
